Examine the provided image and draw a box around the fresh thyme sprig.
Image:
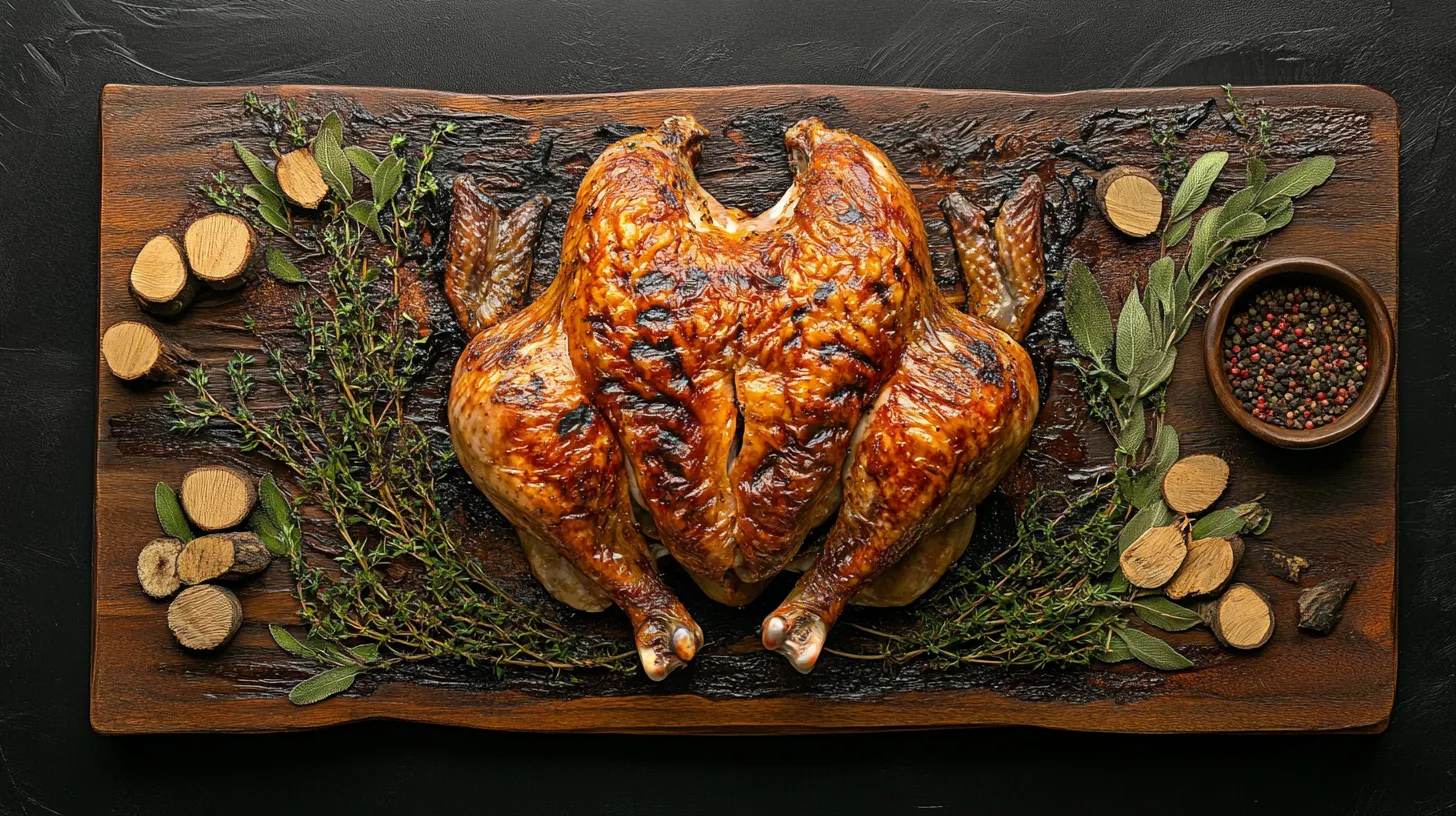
[169,98,632,703]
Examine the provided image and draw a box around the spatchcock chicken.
[447,116,1046,679]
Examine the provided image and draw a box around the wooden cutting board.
[94,83,1398,735]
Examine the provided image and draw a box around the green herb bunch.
[172,97,632,703]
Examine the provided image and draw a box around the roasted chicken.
[448,115,1045,678]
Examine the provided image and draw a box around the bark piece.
[1165,535,1244,600]
[276,148,329,208]
[101,321,196,382]
[167,585,243,650]
[129,235,197,316]
[176,532,271,585]
[180,465,257,531]
[1162,454,1230,514]
[1120,525,1187,589]
[137,537,184,599]
[1095,165,1163,237]
[1298,578,1355,634]
[1264,546,1310,584]
[1202,583,1275,649]
[184,212,256,289]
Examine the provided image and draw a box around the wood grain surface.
[94,83,1398,735]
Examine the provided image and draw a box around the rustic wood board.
[95,83,1398,735]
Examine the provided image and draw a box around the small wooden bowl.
[1202,257,1393,449]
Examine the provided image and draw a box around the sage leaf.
[288,665,360,706]
[1245,156,1267,195]
[1116,627,1193,670]
[154,482,194,543]
[1217,212,1268,242]
[1136,350,1177,399]
[232,141,283,197]
[256,474,300,556]
[346,200,384,241]
[1114,287,1151,377]
[258,203,291,235]
[1220,186,1258,221]
[1132,596,1202,632]
[1147,256,1175,316]
[1065,262,1114,361]
[1105,567,1129,591]
[349,642,380,663]
[314,128,353,199]
[1234,501,1273,535]
[1168,151,1228,224]
[318,110,344,146]
[1261,197,1294,233]
[371,154,404,208]
[265,247,306,284]
[1119,500,1172,552]
[1187,205,1225,281]
[269,625,320,659]
[1094,634,1135,664]
[1192,507,1244,539]
[1259,155,1335,203]
[243,183,282,210]
[345,145,381,176]
[1116,404,1145,459]
[1163,215,1191,248]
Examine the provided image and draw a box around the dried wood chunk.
[167,584,242,650]
[1165,535,1244,600]
[1202,583,1275,649]
[1161,454,1230,514]
[184,212,256,290]
[137,537,184,599]
[1119,525,1186,589]
[129,235,197,316]
[176,532,271,585]
[276,148,329,208]
[180,466,257,531]
[1264,546,1310,584]
[101,321,196,382]
[1298,578,1355,635]
[1095,165,1163,238]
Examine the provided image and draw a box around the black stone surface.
[2,1,1454,813]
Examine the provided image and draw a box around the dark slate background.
[2,1,1453,813]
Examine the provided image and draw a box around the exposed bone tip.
[671,626,697,661]
[762,615,788,649]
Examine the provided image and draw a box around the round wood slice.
[129,235,197,316]
[1162,454,1230,514]
[1164,535,1243,600]
[1204,583,1275,649]
[167,585,242,650]
[184,213,256,289]
[176,532,271,585]
[180,466,257,531]
[137,537,184,599]
[1119,525,1186,589]
[1095,166,1163,237]
[276,148,329,208]
[100,321,195,382]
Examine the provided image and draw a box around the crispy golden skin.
[448,116,1045,677]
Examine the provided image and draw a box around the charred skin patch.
[556,403,596,437]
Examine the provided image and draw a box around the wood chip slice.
[167,585,242,650]
[1202,583,1275,649]
[176,532,271,585]
[1162,454,1230,514]
[1119,525,1187,589]
[129,235,197,316]
[180,465,257,531]
[1095,165,1163,237]
[1164,535,1244,600]
[137,537,184,599]
[100,321,196,382]
[184,212,256,290]
[276,148,329,208]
